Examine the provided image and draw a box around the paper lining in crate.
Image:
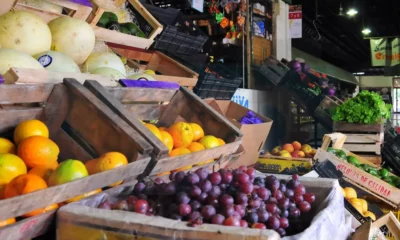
[87,0,163,49]
[314,133,400,208]
[56,175,348,240]
[0,79,153,240]
[83,80,243,176]
[0,0,92,23]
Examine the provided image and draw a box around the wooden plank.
[357,154,382,165]
[125,104,165,121]
[55,129,94,162]
[0,83,53,104]
[151,75,198,88]
[84,80,169,159]
[0,108,43,132]
[93,26,155,49]
[0,157,151,220]
[152,52,199,78]
[343,143,381,155]
[64,79,153,160]
[344,134,381,143]
[333,122,383,133]
[106,87,176,102]
[110,44,154,62]
[4,68,119,87]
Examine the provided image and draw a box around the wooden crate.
[352,212,400,240]
[87,0,163,49]
[84,80,243,176]
[313,95,343,131]
[314,133,400,208]
[333,122,384,155]
[108,43,199,89]
[3,67,119,87]
[0,0,92,23]
[0,79,153,239]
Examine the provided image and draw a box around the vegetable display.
[97,12,146,38]
[331,90,392,124]
[328,148,400,188]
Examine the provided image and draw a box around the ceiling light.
[346,9,358,16]
[362,28,371,35]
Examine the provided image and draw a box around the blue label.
[231,95,249,108]
[38,55,53,68]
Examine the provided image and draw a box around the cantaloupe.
[34,51,81,73]
[0,48,44,75]
[82,52,127,76]
[48,17,95,65]
[0,10,51,56]
[90,67,125,80]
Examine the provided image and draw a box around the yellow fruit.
[363,211,376,221]
[358,198,368,214]
[85,159,99,175]
[96,152,128,187]
[217,138,226,146]
[28,165,55,182]
[187,142,205,152]
[65,188,102,203]
[189,123,204,142]
[0,138,16,154]
[0,153,27,193]
[145,123,162,140]
[17,136,59,169]
[160,131,173,153]
[47,159,88,186]
[159,127,168,132]
[349,198,363,213]
[344,187,357,200]
[144,69,156,75]
[168,122,194,148]
[4,174,48,199]
[169,148,191,157]
[199,135,220,149]
[14,120,49,145]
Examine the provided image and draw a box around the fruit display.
[97,11,146,38]
[328,148,400,188]
[97,166,317,237]
[144,121,225,171]
[0,119,129,227]
[269,141,317,159]
[340,186,376,221]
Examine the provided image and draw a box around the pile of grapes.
[97,166,316,237]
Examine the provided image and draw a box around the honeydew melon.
[35,51,81,73]
[127,73,156,81]
[82,52,126,76]
[0,48,44,75]
[90,67,125,80]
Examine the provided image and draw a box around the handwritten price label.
[337,164,392,197]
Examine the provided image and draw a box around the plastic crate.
[194,63,242,100]
[256,56,290,86]
[144,4,208,55]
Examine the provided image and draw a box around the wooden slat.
[0,157,151,220]
[0,108,43,132]
[106,87,176,102]
[84,80,169,159]
[152,52,198,78]
[333,122,383,133]
[344,134,380,143]
[55,129,93,162]
[0,83,53,104]
[342,143,381,154]
[125,104,165,121]
[64,79,153,160]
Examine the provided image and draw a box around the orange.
[47,159,88,187]
[96,152,128,187]
[65,188,102,203]
[196,159,215,166]
[85,159,99,175]
[159,127,168,132]
[160,131,173,153]
[187,142,205,152]
[28,165,55,183]
[22,203,58,218]
[168,122,193,148]
[0,218,16,227]
[169,147,191,157]
[0,138,16,154]
[14,120,49,145]
[172,165,193,172]
[199,135,220,149]
[189,123,204,142]
[217,138,226,146]
[344,187,357,200]
[4,174,47,199]
[145,123,162,140]
[0,153,27,195]
[17,136,59,169]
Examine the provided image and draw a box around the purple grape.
[279,217,289,228]
[240,182,254,194]
[195,168,209,181]
[285,189,295,199]
[265,202,278,213]
[186,172,200,185]
[279,183,287,192]
[209,172,222,185]
[273,190,284,200]
[190,200,201,210]
[267,197,278,204]
[257,209,270,222]
[219,183,228,191]
[303,193,316,203]
[236,173,250,184]
[254,177,265,187]
[209,185,221,198]
[201,205,216,220]
[133,182,145,194]
[207,195,218,207]
[220,194,234,207]
[278,198,290,210]
[190,186,202,198]
[188,211,202,221]
[169,172,176,181]
[246,212,258,224]
[234,204,245,217]
[175,171,185,183]
[154,177,163,185]
[199,180,212,193]
[280,209,289,218]
[294,194,304,204]
[294,184,306,196]
[179,203,191,216]
[246,167,256,179]
[220,170,233,184]
[164,182,176,195]
[221,206,235,217]
[257,187,270,201]
[176,192,190,204]
[298,201,311,213]
[211,214,225,225]
[249,199,261,209]
[276,228,286,237]
[289,207,301,218]
[287,179,299,189]
[197,192,208,203]
[266,216,280,230]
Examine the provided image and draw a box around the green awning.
[292,48,359,85]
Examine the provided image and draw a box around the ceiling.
[291,0,400,74]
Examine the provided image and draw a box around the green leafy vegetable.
[331,90,392,124]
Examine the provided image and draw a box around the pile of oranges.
[144,121,225,175]
[0,119,128,227]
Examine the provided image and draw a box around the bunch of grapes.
[97,166,316,237]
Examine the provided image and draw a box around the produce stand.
[108,43,199,89]
[0,79,153,239]
[314,133,400,208]
[0,0,92,22]
[83,80,243,176]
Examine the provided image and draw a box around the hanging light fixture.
[362,28,371,35]
[346,8,358,17]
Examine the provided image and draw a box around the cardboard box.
[205,99,273,168]
[255,155,312,175]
